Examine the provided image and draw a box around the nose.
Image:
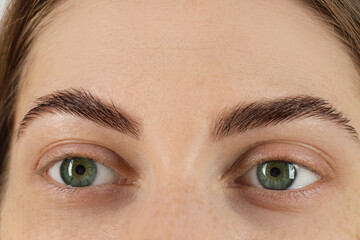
[122,127,240,239]
[126,178,231,240]
[129,181,207,239]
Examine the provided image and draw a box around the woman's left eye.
[234,160,321,190]
[47,157,119,187]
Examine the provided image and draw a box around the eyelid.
[221,141,334,185]
[37,143,139,181]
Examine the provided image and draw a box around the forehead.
[18,0,359,122]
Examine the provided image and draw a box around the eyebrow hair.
[17,89,142,140]
[210,95,359,142]
[17,91,358,144]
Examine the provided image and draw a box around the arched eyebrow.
[17,90,359,144]
[210,95,359,142]
[16,89,142,141]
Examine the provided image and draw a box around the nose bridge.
[132,181,209,239]
[131,114,217,239]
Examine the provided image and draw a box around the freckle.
[152,207,162,218]
[313,218,318,225]
[212,215,218,224]
[346,202,352,212]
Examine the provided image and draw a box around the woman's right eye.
[47,157,123,187]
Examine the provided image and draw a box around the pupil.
[270,167,281,177]
[75,165,86,175]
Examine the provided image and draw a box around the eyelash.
[38,142,330,211]
[234,154,322,176]
[40,152,98,177]
[39,149,137,189]
[222,152,329,210]
[45,152,322,179]
[34,143,139,207]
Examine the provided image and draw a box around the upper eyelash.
[257,156,324,178]
[223,154,323,185]
[38,152,102,175]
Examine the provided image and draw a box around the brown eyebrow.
[210,95,359,142]
[16,89,142,141]
[17,91,359,144]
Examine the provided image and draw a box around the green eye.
[256,161,296,190]
[60,157,97,187]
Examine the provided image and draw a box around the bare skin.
[1,0,360,239]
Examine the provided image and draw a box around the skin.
[1,0,360,239]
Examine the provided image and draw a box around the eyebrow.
[17,90,358,144]
[210,95,359,142]
[17,89,142,141]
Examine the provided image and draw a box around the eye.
[235,160,320,190]
[47,157,120,187]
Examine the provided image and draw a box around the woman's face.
[1,0,360,239]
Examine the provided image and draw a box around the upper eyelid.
[36,143,139,179]
[243,156,323,177]
[221,141,334,183]
[37,144,113,170]
[223,156,315,186]
[38,152,104,175]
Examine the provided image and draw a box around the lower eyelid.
[34,176,139,210]
[226,179,328,212]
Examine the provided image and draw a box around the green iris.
[60,157,97,187]
[257,161,296,190]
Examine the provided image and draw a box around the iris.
[60,157,97,187]
[256,161,296,190]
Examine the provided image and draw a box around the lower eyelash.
[227,178,328,212]
[37,173,138,208]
